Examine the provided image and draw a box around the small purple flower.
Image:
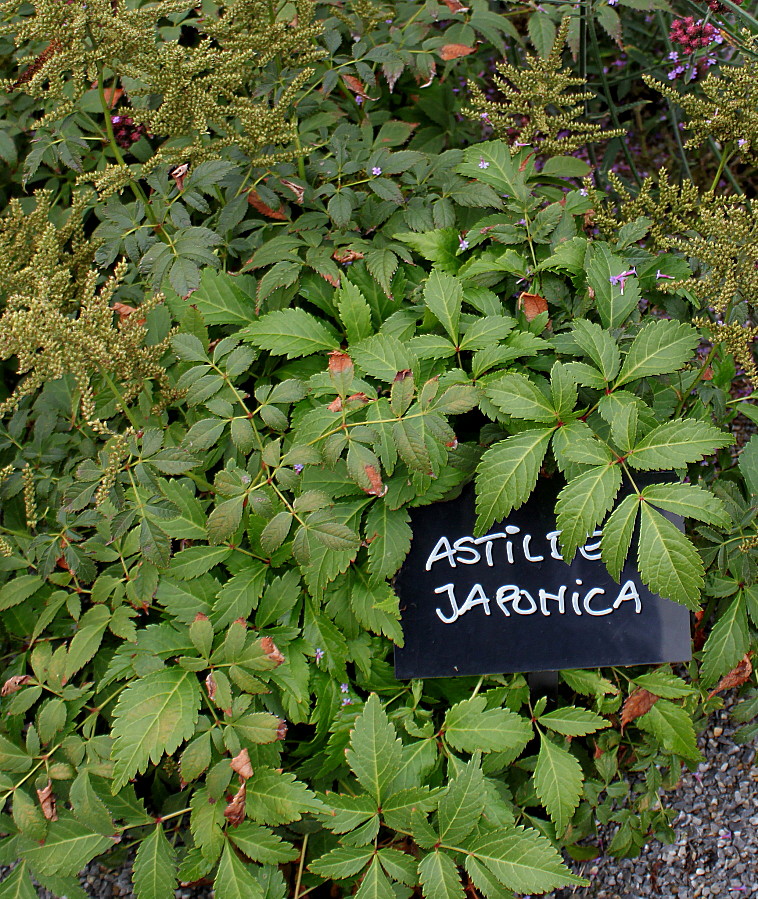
[459,237,469,251]
[341,696,352,706]
[608,0,617,5]
[355,96,363,105]
[579,188,588,196]
[478,157,490,169]
[294,463,304,473]
[315,648,324,662]
[112,115,122,124]
[738,138,748,148]
[371,166,382,176]
[656,270,675,280]
[609,269,636,294]
[340,683,349,693]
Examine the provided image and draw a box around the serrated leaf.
[132,825,177,899]
[475,429,553,534]
[534,734,583,834]
[245,768,323,825]
[437,756,486,844]
[260,511,293,554]
[355,856,395,899]
[365,504,412,580]
[443,696,532,754]
[528,10,556,57]
[538,706,609,736]
[352,334,414,382]
[632,670,695,699]
[616,320,698,387]
[739,434,758,496]
[485,373,555,421]
[418,851,465,899]
[111,668,200,790]
[600,493,639,582]
[700,594,749,685]
[212,563,267,629]
[338,280,373,344]
[215,841,265,899]
[228,822,298,865]
[243,309,339,358]
[207,496,245,544]
[641,483,731,528]
[570,319,620,382]
[423,269,462,343]
[0,864,36,899]
[636,700,702,763]
[346,694,402,803]
[20,815,112,876]
[169,545,231,579]
[310,846,374,879]
[628,420,733,470]
[464,826,585,893]
[637,504,703,610]
[586,244,639,329]
[378,848,417,885]
[186,270,256,327]
[555,465,621,563]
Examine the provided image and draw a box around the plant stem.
[294,832,309,898]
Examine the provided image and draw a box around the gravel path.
[3,699,754,898]
[549,701,758,899]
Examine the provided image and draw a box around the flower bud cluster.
[670,17,722,54]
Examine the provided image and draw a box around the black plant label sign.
[394,481,691,679]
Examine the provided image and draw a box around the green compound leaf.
[533,734,583,835]
[215,842,265,899]
[600,493,639,583]
[423,269,462,343]
[641,483,731,528]
[485,372,556,422]
[443,696,533,754]
[636,700,703,764]
[437,755,487,845]
[111,668,200,790]
[345,694,402,803]
[555,464,621,563]
[475,429,553,534]
[464,826,586,893]
[132,824,177,899]
[616,319,699,387]
[637,504,703,610]
[537,706,609,737]
[418,850,465,899]
[242,308,339,358]
[244,768,324,826]
[570,319,620,382]
[628,420,733,470]
[700,593,750,686]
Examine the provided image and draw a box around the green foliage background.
[0,1,758,897]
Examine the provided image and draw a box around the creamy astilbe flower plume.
[0,193,173,433]
[464,18,622,156]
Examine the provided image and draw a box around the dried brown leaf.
[363,464,387,497]
[1,675,32,696]
[37,781,57,821]
[621,688,659,730]
[280,179,305,204]
[223,783,246,826]
[328,351,353,375]
[332,248,364,264]
[708,654,753,698]
[170,163,189,192]
[438,43,475,61]
[440,0,470,12]
[343,75,376,100]
[518,292,548,322]
[205,672,217,701]
[261,636,285,666]
[230,748,253,780]
[247,189,288,220]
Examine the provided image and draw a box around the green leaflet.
[364,503,412,580]
[345,694,403,803]
[309,846,374,879]
[637,700,703,764]
[21,814,113,877]
[637,503,703,610]
[739,434,758,496]
[533,734,583,834]
[355,856,396,899]
[242,309,339,358]
[418,850,465,899]
[244,768,323,825]
[641,483,731,528]
[475,428,554,534]
[586,243,640,329]
[228,822,298,865]
[132,825,177,899]
[436,755,486,844]
[628,420,733,470]
[443,696,532,754]
[600,493,639,583]
[555,464,621,563]
[570,319,620,382]
[0,863,36,899]
[485,373,556,422]
[616,319,699,387]
[338,280,373,344]
[111,668,200,790]
[214,842,265,899]
[537,706,609,737]
[700,593,749,685]
[463,826,586,893]
[423,269,462,342]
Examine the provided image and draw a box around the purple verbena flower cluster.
[111,113,147,149]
